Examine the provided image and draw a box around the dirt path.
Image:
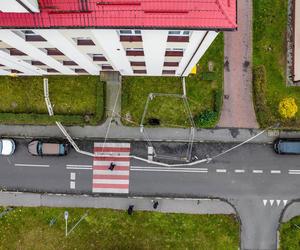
[218,0,258,128]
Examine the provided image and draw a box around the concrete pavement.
[2,122,300,143]
[219,0,258,128]
[0,192,235,215]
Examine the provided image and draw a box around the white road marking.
[263,200,268,206]
[253,170,263,174]
[131,166,208,173]
[270,200,274,206]
[288,170,300,175]
[234,169,245,173]
[216,169,227,173]
[93,161,130,166]
[66,165,92,170]
[70,172,76,180]
[92,188,129,193]
[14,163,49,168]
[70,181,75,189]
[283,200,288,206]
[276,200,281,206]
[93,170,129,175]
[93,179,129,184]
[270,170,281,174]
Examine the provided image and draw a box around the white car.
[0,139,16,156]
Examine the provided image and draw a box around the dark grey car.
[274,138,300,154]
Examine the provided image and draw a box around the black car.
[273,138,300,154]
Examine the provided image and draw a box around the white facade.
[0,29,219,76]
[0,0,39,13]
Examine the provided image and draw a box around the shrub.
[201,72,216,81]
[194,110,218,127]
[253,65,273,127]
[278,97,298,119]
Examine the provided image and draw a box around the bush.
[201,72,216,81]
[194,110,218,127]
[278,97,298,119]
[253,65,273,127]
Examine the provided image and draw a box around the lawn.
[0,207,239,250]
[280,215,300,249]
[0,76,104,125]
[122,34,224,128]
[253,0,300,128]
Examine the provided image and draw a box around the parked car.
[0,139,16,156]
[28,140,69,156]
[274,138,300,154]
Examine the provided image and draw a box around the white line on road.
[270,170,281,174]
[70,172,76,180]
[216,169,227,173]
[66,165,92,170]
[14,163,50,168]
[253,170,263,174]
[234,169,245,173]
[288,170,300,175]
[131,166,208,173]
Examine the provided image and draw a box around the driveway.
[218,0,259,128]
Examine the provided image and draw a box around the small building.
[0,0,237,76]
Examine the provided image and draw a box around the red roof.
[0,0,237,30]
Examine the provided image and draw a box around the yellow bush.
[278,97,298,119]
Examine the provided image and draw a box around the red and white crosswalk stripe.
[92,142,130,193]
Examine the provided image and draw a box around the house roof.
[0,0,237,30]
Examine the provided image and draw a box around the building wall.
[294,0,300,82]
[0,29,218,76]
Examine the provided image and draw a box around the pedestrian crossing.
[92,142,130,193]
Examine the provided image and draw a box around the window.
[119,30,141,35]
[76,37,95,46]
[133,69,147,74]
[168,30,190,36]
[130,61,146,66]
[166,48,184,51]
[63,61,78,66]
[126,48,144,56]
[22,30,35,34]
[46,48,64,56]
[126,48,143,51]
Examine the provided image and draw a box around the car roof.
[279,141,300,153]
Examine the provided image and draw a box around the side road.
[0,192,235,215]
[0,122,299,143]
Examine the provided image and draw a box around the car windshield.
[280,142,300,153]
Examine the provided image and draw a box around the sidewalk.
[0,192,235,215]
[1,121,300,143]
[218,0,258,128]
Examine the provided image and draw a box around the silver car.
[0,139,16,156]
[28,140,69,156]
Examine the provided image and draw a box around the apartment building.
[0,0,237,76]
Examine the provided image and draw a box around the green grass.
[280,216,300,249]
[253,0,300,128]
[0,76,104,125]
[0,207,239,250]
[122,34,224,128]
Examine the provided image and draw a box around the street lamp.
[64,211,69,237]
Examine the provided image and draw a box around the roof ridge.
[215,0,236,28]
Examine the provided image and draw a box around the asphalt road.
[1,139,300,250]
